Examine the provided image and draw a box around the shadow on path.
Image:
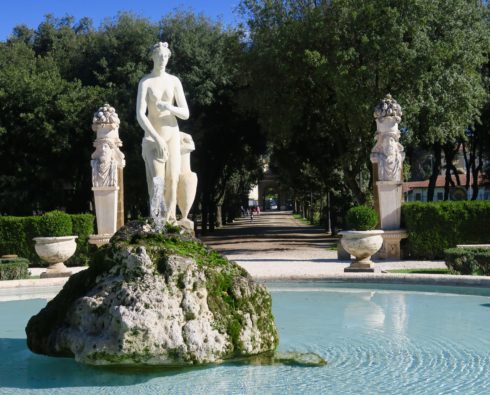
[200,212,337,260]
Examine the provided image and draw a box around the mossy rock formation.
[26,220,279,366]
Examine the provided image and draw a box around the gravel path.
[200,211,447,278]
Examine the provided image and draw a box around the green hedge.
[0,257,30,280]
[444,248,490,275]
[67,214,96,267]
[0,212,95,267]
[402,201,490,259]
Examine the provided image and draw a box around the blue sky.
[0,0,241,40]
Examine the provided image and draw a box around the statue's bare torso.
[142,74,180,139]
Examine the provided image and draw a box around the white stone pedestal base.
[40,262,71,278]
[93,186,119,235]
[376,181,403,229]
[344,265,381,273]
[375,229,408,260]
[88,234,113,248]
[177,218,194,232]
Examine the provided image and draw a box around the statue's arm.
[159,77,189,120]
[136,78,167,155]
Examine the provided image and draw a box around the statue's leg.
[142,141,154,199]
[164,134,181,222]
[142,140,165,204]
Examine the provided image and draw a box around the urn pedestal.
[340,230,384,272]
[34,236,78,278]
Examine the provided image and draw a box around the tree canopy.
[239,0,490,212]
[0,12,266,232]
[1,2,489,231]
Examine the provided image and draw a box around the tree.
[0,12,266,233]
[0,41,104,214]
[239,0,490,212]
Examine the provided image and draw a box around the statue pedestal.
[88,234,112,248]
[375,229,408,260]
[93,186,119,235]
[376,181,403,229]
[344,266,381,273]
[375,181,406,259]
[177,218,194,232]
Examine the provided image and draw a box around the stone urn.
[33,236,78,278]
[339,230,384,272]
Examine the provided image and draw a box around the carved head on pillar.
[371,94,405,182]
[91,139,118,187]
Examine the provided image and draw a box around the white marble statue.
[177,132,198,229]
[91,103,126,180]
[137,42,190,223]
[371,94,405,182]
[369,94,408,257]
[90,104,126,245]
[380,135,403,181]
[91,140,118,187]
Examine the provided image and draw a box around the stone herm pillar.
[370,94,407,259]
[89,104,126,247]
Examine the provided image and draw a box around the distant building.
[248,162,292,210]
[404,175,490,201]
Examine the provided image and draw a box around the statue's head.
[382,135,398,157]
[151,42,171,69]
[92,139,116,162]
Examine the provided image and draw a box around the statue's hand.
[156,101,171,112]
[156,136,169,162]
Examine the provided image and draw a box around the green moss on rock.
[26,219,279,365]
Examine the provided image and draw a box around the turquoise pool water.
[1,282,490,394]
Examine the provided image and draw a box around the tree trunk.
[201,195,209,235]
[462,142,473,191]
[325,191,332,233]
[471,150,483,200]
[209,200,216,232]
[342,165,365,204]
[216,205,223,228]
[428,143,442,201]
[442,143,459,200]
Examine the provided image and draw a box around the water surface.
[1,282,489,394]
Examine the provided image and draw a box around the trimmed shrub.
[38,210,72,237]
[444,248,490,275]
[402,201,490,259]
[0,213,94,267]
[67,214,95,267]
[0,216,42,265]
[0,258,30,280]
[476,251,490,275]
[345,206,378,230]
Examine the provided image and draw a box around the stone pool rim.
[1,271,490,291]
